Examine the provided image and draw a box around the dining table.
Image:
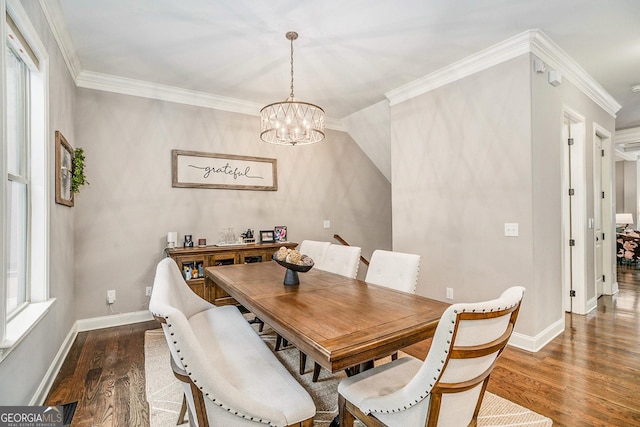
[205,260,449,375]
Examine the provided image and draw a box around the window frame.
[1,0,52,361]
[6,41,31,320]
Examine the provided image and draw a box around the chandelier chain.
[289,35,295,99]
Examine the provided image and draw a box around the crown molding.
[75,70,346,131]
[386,29,621,118]
[386,30,532,106]
[615,127,640,144]
[528,30,621,117]
[38,0,81,81]
[77,70,263,116]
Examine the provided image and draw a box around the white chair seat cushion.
[338,357,430,426]
[338,355,482,427]
[189,306,315,425]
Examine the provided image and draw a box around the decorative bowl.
[272,253,314,285]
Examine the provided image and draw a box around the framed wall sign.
[172,150,278,191]
[55,131,74,207]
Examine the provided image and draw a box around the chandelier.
[260,32,325,146]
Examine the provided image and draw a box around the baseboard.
[30,322,78,405]
[76,310,154,332]
[586,296,598,314]
[508,317,565,352]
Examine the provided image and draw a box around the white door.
[594,135,604,298]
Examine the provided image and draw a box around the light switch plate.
[323,220,331,229]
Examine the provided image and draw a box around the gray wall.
[615,160,638,226]
[390,52,615,339]
[0,0,77,405]
[73,89,392,319]
[390,55,536,335]
[530,53,616,316]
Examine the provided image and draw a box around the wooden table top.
[205,261,449,373]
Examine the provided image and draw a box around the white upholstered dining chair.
[364,249,421,361]
[337,286,525,427]
[365,249,421,293]
[298,240,331,266]
[317,244,362,278]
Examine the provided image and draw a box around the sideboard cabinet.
[166,242,297,305]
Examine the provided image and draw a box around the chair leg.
[338,394,356,427]
[275,334,290,351]
[313,362,322,382]
[299,351,307,375]
[391,351,398,361]
[177,393,187,425]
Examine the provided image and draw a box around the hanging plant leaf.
[71,148,89,193]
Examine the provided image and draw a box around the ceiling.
[52,0,640,134]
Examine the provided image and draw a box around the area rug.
[145,326,552,426]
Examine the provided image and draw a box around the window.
[6,42,30,318]
[1,3,50,359]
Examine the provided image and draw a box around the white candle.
[167,231,177,248]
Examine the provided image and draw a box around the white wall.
[73,89,392,319]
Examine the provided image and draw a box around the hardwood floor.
[489,275,640,427]
[46,268,640,426]
[406,267,640,426]
[45,320,158,427]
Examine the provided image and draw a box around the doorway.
[562,110,586,314]
[594,134,604,299]
[593,123,615,297]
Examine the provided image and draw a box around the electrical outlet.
[323,220,331,229]
[146,286,152,297]
[504,223,519,237]
[446,288,454,300]
[107,290,116,304]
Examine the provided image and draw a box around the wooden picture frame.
[55,131,74,207]
[172,150,277,191]
[260,230,275,243]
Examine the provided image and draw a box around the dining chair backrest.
[364,249,421,293]
[318,244,362,278]
[298,240,331,267]
[338,286,525,427]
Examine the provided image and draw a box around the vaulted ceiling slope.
[46,1,639,133]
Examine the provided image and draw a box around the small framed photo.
[260,230,275,243]
[274,226,287,242]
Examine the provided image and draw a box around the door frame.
[593,122,615,296]
[562,108,587,314]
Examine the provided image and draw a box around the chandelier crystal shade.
[260,32,325,146]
